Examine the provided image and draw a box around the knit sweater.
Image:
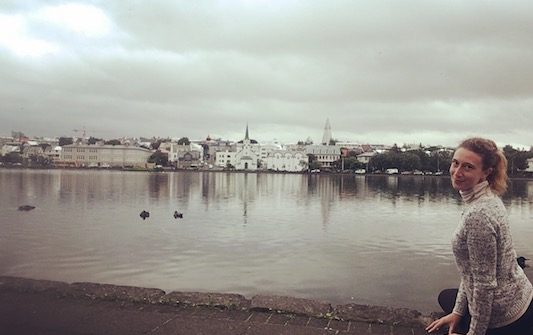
[451,181,533,335]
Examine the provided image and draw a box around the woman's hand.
[426,313,463,334]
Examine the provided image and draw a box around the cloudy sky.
[1,0,533,147]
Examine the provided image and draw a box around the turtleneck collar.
[459,180,491,203]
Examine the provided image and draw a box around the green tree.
[88,137,102,145]
[3,152,23,164]
[309,161,321,170]
[503,145,531,174]
[148,150,168,166]
[178,137,191,145]
[104,139,121,146]
[58,137,73,146]
[28,154,53,168]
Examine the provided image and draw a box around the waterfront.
[1,169,532,312]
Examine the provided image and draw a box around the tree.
[309,161,321,170]
[104,139,121,146]
[58,137,73,146]
[28,154,53,168]
[503,145,531,174]
[88,137,102,145]
[148,150,168,166]
[3,152,23,164]
[178,137,191,145]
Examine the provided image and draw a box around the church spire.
[245,123,249,141]
[322,118,332,145]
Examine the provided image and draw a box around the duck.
[140,210,150,220]
[173,211,183,219]
[18,205,36,211]
[517,256,529,269]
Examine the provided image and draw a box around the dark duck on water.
[140,210,150,220]
[173,211,183,219]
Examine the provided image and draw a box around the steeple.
[322,118,332,145]
[245,123,249,141]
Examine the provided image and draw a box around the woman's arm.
[463,213,498,335]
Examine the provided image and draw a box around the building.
[305,145,340,168]
[266,150,308,172]
[60,144,152,168]
[21,145,44,159]
[215,150,236,168]
[234,125,259,170]
[321,118,332,145]
[199,136,234,165]
[163,142,203,168]
[214,125,260,170]
[356,151,377,165]
[525,158,533,173]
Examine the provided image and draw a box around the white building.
[525,157,533,172]
[356,151,377,164]
[60,144,152,168]
[215,125,260,170]
[215,150,237,168]
[266,150,308,172]
[234,125,258,170]
[305,145,340,168]
[258,142,283,164]
[45,146,62,162]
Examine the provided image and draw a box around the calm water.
[1,169,533,312]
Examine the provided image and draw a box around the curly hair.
[458,137,508,195]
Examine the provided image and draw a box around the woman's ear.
[484,167,494,178]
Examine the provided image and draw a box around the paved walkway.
[0,277,439,335]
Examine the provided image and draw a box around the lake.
[1,169,532,312]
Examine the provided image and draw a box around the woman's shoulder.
[463,196,506,226]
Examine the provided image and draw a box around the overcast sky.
[1,0,533,147]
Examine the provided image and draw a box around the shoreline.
[0,276,437,328]
[3,166,533,181]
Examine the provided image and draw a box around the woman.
[426,138,533,335]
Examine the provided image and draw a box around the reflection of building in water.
[307,175,340,226]
[148,173,170,199]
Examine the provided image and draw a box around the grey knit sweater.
[452,181,533,335]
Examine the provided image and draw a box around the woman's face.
[450,147,491,192]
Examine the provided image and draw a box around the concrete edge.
[0,276,436,327]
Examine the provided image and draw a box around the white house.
[215,150,237,168]
[266,150,308,172]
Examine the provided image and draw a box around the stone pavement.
[0,276,441,335]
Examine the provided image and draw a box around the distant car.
[435,171,444,176]
[355,169,366,174]
[310,169,320,173]
[413,170,424,175]
[386,168,399,174]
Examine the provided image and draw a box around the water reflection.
[1,169,532,312]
